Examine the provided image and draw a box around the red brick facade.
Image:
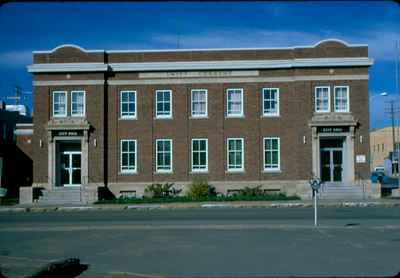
[28,39,373,201]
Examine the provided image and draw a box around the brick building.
[27,39,375,203]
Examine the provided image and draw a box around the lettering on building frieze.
[139,70,259,79]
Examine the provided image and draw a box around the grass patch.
[95,193,300,204]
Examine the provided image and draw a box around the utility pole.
[6,85,21,105]
[385,99,400,175]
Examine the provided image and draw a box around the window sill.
[154,171,173,174]
[262,169,282,174]
[261,114,280,118]
[119,171,138,175]
[155,116,173,120]
[226,169,245,174]
[225,115,245,119]
[190,116,209,119]
[120,117,137,120]
[190,170,209,174]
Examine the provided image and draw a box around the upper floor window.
[264,137,280,171]
[120,139,137,173]
[191,138,208,172]
[334,86,349,112]
[53,91,67,117]
[120,91,137,119]
[191,89,208,118]
[156,90,172,118]
[262,88,279,116]
[227,138,244,171]
[71,91,85,117]
[315,86,330,113]
[227,88,244,117]
[156,139,173,172]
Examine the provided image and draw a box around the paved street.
[0,207,400,277]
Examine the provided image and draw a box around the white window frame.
[52,91,67,117]
[120,139,137,174]
[191,89,208,118]
[156,139,173,173]
[71,90,86,117]
[191,138,208,172]
[263,137,281,172]
[120,90,137,119]
[262,88,280,117]
[314,86,330,113]
[334,86,350,112]
[155,90,172,119]
[226,88,244,117]
[227,138,244,172]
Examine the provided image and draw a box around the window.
[227,89,244,117]
[315,87,330,113]
[191,89,208,117]
[262,88,279,116]
[192,139,208,172]
[53,91,67,117]
[156,139,173,172]
[264,137,280,171]
[227,138,244,171]
[120,139,137,173]
[120,91,137,119]
[156,90,172,118]
[334,86,349,112]
[71,91,85,117]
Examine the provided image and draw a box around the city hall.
[27,39,376,203]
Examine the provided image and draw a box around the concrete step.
[38,187,83,205]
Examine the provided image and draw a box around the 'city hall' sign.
[317,126,349,133]
[53,130,84,137]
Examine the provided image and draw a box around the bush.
[187,178,217,199]
[144,183,181,198]
[239,185,264,197]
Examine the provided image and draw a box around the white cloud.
[0,50,32,67]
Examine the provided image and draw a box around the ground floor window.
[227,138,244,171]
[192,138,208,172]
[156,139,173,172]
[264,137,280,171]
[120,139,137,173]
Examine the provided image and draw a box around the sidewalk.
[1,199,399,212]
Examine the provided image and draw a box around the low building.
[0,102,33,198]
[27,39,375,203]
[370,126,400,174]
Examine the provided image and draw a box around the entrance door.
[60,151,81,186]
[320,148,343,182]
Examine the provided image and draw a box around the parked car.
[371,171,399,196]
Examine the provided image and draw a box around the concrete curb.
[0,200,399,213]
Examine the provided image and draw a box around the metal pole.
[390,100,397,175]
[314,190,318,227]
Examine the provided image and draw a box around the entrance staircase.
[318,183,366,200]
[38,187,83,205]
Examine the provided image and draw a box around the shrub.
[144,183,181,198]
[239,185,264,197]
[187,178,217,199]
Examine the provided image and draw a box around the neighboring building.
[27,39,374,203]
[370,126,400,174]
[0,102,33,197]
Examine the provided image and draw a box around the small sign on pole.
[309,178,322,227]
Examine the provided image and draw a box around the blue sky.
[0,1,399,129]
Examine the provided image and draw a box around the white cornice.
[33,44,104,54]
[27,63,108,73]
[109,57,373,72]
[27,57,373,73]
